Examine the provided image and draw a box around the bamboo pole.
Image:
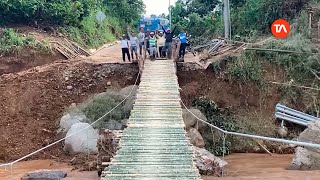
[244,47,320,55]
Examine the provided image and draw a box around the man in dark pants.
[121,34,130,62]
[178,29,188,61]
[162,26,176,59]
[138,27,145,56]
[145,29,151,56]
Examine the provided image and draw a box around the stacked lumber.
[50,38,91,59]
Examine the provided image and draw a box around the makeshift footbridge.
[101,59,201,179]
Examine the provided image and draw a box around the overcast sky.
[143,0,177,16]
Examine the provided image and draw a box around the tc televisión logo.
[271,19,290,38]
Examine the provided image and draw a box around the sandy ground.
[1,153,320,180]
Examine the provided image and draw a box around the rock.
[107,81,111,86]
[290,121,320,170]
[182,108,207,130]
[105,119,123,130]
[57,113,87,133]
[64,123,99,154]
[67,85,73,90]
[21,170,67,180]
[193,146,228,176]
[119,85,138,96]
[119,85,138,113]
[290,147,320,170]
[277,126,288,138]
[121,119,129,127]
[187,128,205,148]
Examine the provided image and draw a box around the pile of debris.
[50,38,91,59]
[96,129,121,176]
[196,39,246,60]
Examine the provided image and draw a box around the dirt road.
[89,42,200,64]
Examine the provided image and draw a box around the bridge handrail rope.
[180,100,320,149]
[0,71,141,168]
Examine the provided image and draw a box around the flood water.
[1,153,320,180]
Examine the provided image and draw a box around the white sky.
[143,0,177,16]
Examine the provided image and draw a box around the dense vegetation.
[170,0,307,39]
[0,0,145,48]
[0,28,50,54]
[170,0,319,155]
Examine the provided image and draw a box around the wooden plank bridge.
[101,60,201,179]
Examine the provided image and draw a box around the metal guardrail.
[275,103,319,126]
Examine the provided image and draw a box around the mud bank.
[0,61,139,162]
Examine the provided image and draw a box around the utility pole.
[169,0,172,28]
[223,0,231,39]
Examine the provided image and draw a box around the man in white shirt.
[121,34,130,62]
[127,27,139,61]
[156,31,166,58]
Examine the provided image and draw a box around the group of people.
[120,26,191,62]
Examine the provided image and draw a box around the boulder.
[193,146,228,176]
[21,170,66,180]
[66,85,73,90]
[187,128,205,148]
[182,108,207,130]
[57,113,87,133]
[119,85,138,97]
[119,85,138,114]
[64,123,99,154]
[290,121,320,170]
[121,119,129,127]
[105,119,123,130]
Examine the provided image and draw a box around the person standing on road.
[138,27,145,56]
[162,26,176,59]
[156,30,166,58]
[178,29,188,61]
[148,32,157,60]
[127,27,139,61]
[145,29,151,56]
[121,34,130,62]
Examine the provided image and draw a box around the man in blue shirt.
[178,29,188,61]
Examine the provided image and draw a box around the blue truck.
[138,17,170,33]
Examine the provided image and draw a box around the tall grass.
[0,28,51,54]
[62,13,120,48]
[226,52,264,86]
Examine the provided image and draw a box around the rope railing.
[0,71,141,169]
[180,100,320,149]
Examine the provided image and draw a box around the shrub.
[81,91,127,129]
[192,97,238,156]
[0,28,51,54]
[226,52,264,86]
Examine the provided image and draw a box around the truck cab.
[138,18,170,33]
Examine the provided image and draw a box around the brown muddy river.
[1,153,320,180]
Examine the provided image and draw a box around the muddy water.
[205,153,320,180]
[1,154,320,180]
[0,160,99,180]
